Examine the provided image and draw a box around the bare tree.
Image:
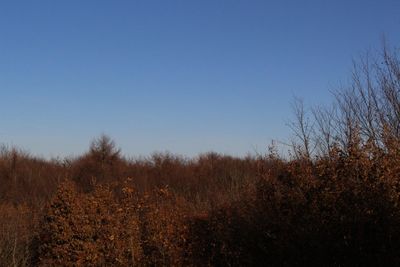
[312,104,336,157]
[89,134,121,163]
[376,43,400,140]
[333,43,400,151]
[287,42,399,160]
[287,97,315,159]
[88,134,122,183]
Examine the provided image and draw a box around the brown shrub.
[0,203,37,267]
[37,179,143,266]
[5,133,400,266]
[38,178,193,266]
[187,143,400,266]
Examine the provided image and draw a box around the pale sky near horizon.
[0,1,399,158]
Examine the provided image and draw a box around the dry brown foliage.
[0,203,36,267]
[1,44,400,266]
[1,133,400,266]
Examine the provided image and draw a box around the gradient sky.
[0,1,399,158]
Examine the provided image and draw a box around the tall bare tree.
[288,97,315,159]
[289,42,400,158]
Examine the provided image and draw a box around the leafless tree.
[287,97,315,159]
[334,43,400,151]
[312,104,336,157]
[288,42,400,158]
[89,134,121,163]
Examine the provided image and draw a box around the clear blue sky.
[0,1,399,158]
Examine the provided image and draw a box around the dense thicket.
[1,44,400,266]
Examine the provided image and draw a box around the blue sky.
[0,1,399,158]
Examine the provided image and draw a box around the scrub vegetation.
[1,44,400,266]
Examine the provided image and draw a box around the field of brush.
[1,46,400,266]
